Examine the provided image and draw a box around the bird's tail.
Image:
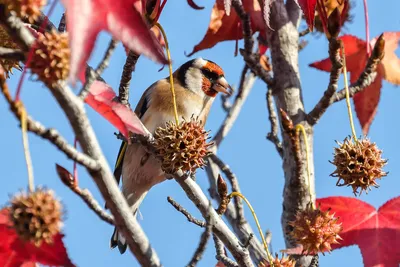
[110,191,148,254]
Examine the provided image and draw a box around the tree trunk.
[267,2,315,266]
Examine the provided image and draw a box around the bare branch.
[230,0,273,86]
[266,87,283,157]
[2,12,162,266]
[186,220,212,267]
[0,75,99,171]
[58,13,66,32]
[78,39,118,100]
[332,40,383,103]
[118,51,140,106]
[0,47,25,61]
[208,153,245,223]
[213,70,256,147]
[213,235,239,267]
[167,196,206,228]
[308,34,384,124]
[308,255,319,267]
[307,38,342,125]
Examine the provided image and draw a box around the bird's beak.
[213,76,233,96]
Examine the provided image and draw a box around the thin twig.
[307,34,384,123]
[213,68,256,147]
[266,87,283,157]
[299,28,310,37]
[78,39,118,100]
[167,196,206,228]
[0,72,100,171]
[0,47,25,61]
[74,188,115,225]
[118,51,140,106]
[186,219,212,267]
[307,38,342,125]
[58,13,66,32]
[208,153,245,223]
[230,0,273,86]
[95,39,118,74]
[213,235,239,267]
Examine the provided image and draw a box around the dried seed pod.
[258,254,296,267]
[1,0,47,22]
[0,25,23,77]
[29,30,70,87]
[330,136,387,195]
[288,204,342,255]
[9,188,63,246]
[154,117,213,174]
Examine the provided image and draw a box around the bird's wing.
[112,83,157,186]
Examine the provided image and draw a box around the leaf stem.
[19,103,34,192]
[154,22,179,125]
[363,0,370,55]
[341,44,358,140]
[295,124,314,209]
[228,192,273,265]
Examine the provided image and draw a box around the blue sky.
[1,1,399,266]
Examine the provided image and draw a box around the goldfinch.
[110,58,232,253]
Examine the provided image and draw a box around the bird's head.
[176,58,232,98]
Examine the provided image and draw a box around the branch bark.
[267,1,315,266]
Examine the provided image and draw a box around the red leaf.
[309,33,400,134]
[317,197,400,267]
[0,209,75,267]
[60,0,168,84]
[84,80,147,138]
[188,0,266,56]
[297,0,317,31]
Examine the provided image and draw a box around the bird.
[109,58,232,254]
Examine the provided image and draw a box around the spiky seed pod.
[29,30,70,87]
[0,25,23,77]
[330,136,387,195]
[1,0,47,22]
[258,254,296,267]
[288,204,342,255]
[154,117,213,174]
[9,189,63,246]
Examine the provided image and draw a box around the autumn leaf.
[317,196,400,267]
[298,0,317,31]
[309,32,400,134]
[84,80,148,138]
[60,0,168,84]
[0,209,75,267]
[188,0,266,56]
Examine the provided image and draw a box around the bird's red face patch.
[203,62,224,77]
[202,77,217,97]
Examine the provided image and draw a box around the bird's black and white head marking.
[177,58,231,97]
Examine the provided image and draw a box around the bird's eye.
[202,69,220,82]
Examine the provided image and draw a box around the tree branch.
[186,219,212,267]
[208,153,245,223]
[307,34,384,124]
[266,87,283,157]
[1,11,162,266]
[118,51,140,106]
[213,235,239,267]
[307,38,342,125]
[78,39,118,100]
[167,196,206,228]
[0,47,25,61]
[213,68,255,147]
[0,75,99,171]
